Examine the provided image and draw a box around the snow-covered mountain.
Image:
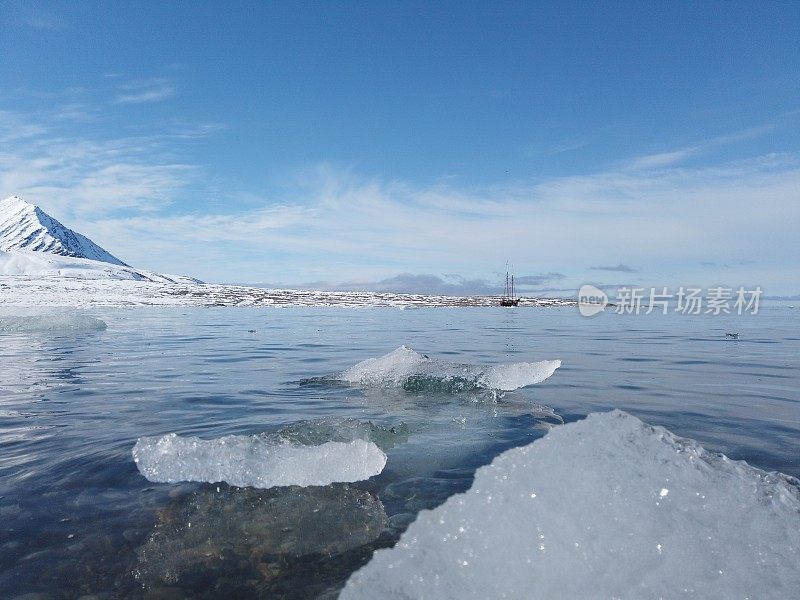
[0,195,202,284]
[0,195,127,266]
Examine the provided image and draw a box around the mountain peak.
[0,195,37,212]
[0,195,128,266]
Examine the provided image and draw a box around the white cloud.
[79,157,800,291]
[114,79,176,104]
[624,122,780,171]
[0,109,199,219]
[0,110,46,143]
[627,147,701,170]
[1,103,798,292]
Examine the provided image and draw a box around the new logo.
[578,284,608,317]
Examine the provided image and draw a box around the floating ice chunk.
[0,313,107,332]
[132,434,386,488]
[343,410,800,599]
[477,360,562,390]
[338,346,561,392]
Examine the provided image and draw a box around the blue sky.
[1,1,799,295]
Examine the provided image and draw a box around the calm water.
[1,305,798,599]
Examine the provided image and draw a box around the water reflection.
[0,328,106,485]
[1,306,796,599]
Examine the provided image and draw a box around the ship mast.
[500,263,519,306]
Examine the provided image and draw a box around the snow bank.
[0,249,200,283]
[339,346,561,392]
[0,248,132,279]
[0,313,107,332]
[132,433,387,488]
[343,410,800,599]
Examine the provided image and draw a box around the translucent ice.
[273,418,409,451]
[0,313,107,332]
[343,410,800,599]
[135,484,388,586]
[338,346,561,392]
[132,433,387,488]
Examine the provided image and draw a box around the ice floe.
[132,433,387,488]
[338,345,561,392]
[343,410,800,599]
[0,313,107,332]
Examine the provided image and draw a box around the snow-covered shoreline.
[0,275,577,308]
[0,195,579,309]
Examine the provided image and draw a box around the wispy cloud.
[0,108,201,220]
[81,155,800,289]
[1,99,798,291]
[590,264,638,273]
[268,272,570,295]
[625,122,780,171]
[523,137,589,157]
[319,273,499,295]
[6,1,63,30]
[0,110,46,143]
[114,79,176,104]
[22,12,60,30]
[514,273,566,286]
[92,204,314,244]
[627,147,701,170]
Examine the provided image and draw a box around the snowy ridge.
[343,410,800,599]
[0,196,127,265]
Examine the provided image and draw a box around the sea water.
[0,305,798,598]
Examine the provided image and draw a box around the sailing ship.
[499,271,520,306]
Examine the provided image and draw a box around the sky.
[1,1,799,295]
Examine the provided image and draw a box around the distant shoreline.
[0,277,579,309]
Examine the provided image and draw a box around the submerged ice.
[0,313,106,332]
[343,410,800,599]
[339,345,561,392]
[273,417,409,451]
[132,433,387,488]
[135,484,388,587]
